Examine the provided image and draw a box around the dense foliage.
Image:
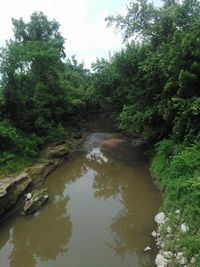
[94,0,200,143]
[152,139,200,260]
[0,12,92,172]
[0,0,199,262]
[92,0,200,261]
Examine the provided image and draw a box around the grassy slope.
[151,139,200,263]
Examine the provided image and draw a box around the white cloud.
[0,0,126,68]
[0,0,166,68]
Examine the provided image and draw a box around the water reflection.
[0,190,72,267]
[84,136,159,267]
[90,154,160,259]
[0,133,161,267]
[86,147,108,163]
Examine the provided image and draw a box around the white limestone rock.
[26,193,32,200]
[167,226,172,234]
[152,230,157,237]
[22,188,49,216]
[144,246,151,252]
[163,251,173,259]
[176,252,184,260]
[155,212,165,225]
[181,223,189,233]
[179,257,187,265]
[155,254,168,266]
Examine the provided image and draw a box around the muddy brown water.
[0,131,162,267]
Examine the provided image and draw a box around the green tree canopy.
[0,12,68,134]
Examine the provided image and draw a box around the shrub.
[151,139,200,256]
[0,120,22,151]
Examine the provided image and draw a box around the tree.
[105,0,157,42]
[0,12,68,134]
[94,0,200,142]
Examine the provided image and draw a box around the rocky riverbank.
[153,211,196,267]
[0,134,84,218]
[0,172,32,216]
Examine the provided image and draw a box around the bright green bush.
[0,120,44,156]
[43,123,67,142]
[0,153,35,174]
[0,120,22,151]
[0,120,44,173]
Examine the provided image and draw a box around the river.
[0,128,162,267]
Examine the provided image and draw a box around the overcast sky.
[0,0,162,68]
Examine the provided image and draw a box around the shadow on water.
[0,194,72,267]
[0,131,162,267]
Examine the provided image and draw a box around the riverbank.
[151,139,200,266]
[0,114,117,219]
[0,130,162,267]
[0,131,85,219]
[1,116,199,266]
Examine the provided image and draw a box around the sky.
[0,0,162,68]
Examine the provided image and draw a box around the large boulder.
[0,172,32,215]
[22,188,49,216]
